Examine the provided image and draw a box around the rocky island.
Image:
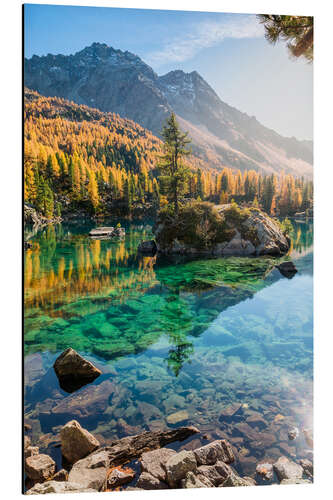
[140,201,290,258]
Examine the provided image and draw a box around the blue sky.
[24,4,313,140]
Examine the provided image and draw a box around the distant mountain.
[25,42,313,176]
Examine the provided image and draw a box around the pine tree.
[158,113,191,214]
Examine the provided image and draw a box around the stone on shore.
[194,440,235,465]
[196,463,231,486]
[140,448,176,481]
[25,481,96,495]
[300,458,313,478]
[280,478,311,485]
[221,472,256,487]
[165,450,197,487]
[68,449,110,490]
[53,348,101,393]
[273,456,303,481]
[181,471,211,488]
[136,472,168,490]
[60,420,100,464]
[25,454,56,482]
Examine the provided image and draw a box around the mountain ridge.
[25,42,313,177]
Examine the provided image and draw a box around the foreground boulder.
[165,450,197,487]
[194,440,235,466]
[53,348,101,393]
[154,202,290,257]
[68,449,110,490]
[25,454,56,482]
[140,448,176,482]
[60,420,100,464]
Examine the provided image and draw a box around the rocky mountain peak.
[24,44,313,176]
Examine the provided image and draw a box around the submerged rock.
[25,454,56,482]
[60,420,100,464]
[288,427,300,441]
[166,410,189,425]
[53,348,101,393]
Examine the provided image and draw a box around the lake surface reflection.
[24,219,313,479]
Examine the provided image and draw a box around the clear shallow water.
[24,219,313,479]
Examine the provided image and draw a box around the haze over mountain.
[25,42,313,176]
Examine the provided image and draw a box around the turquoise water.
[24,219,313,479]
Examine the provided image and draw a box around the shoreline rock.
[25,421,313,494]
[60,420,100,464]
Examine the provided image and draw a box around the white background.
[0,1,331,499]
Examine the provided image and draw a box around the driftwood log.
[95,426,200,467]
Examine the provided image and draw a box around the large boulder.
[25,454,56,482]
[136,472,168,490]
[165,450,197,487]
[154,202,289,257]
[60,420,100,464]
[140,448,176,481]
[194,440,235,466]
[196,462,232,486]
[53,348,101,393]
[68,449,110,490]
[181,471,212,488]
[221,472,256,487]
